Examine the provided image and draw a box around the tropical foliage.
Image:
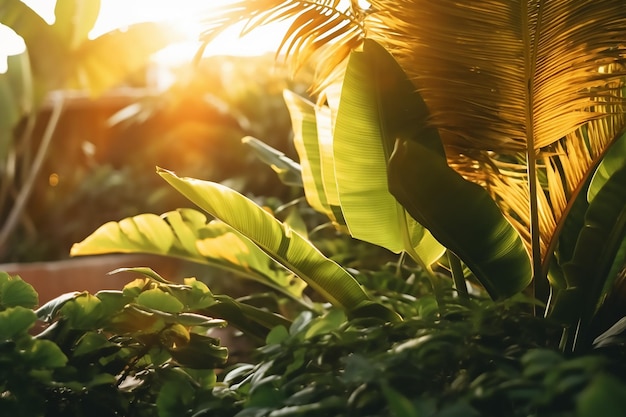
[0,0,178,260]
[191,0,626,352]
[59,1,626,415]
[0,268,303,416]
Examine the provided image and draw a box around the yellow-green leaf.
[158,168,372,312]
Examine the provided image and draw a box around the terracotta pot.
[0,254,184,306]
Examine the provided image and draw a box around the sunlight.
[0,24,25,73]
[1,0,290,73]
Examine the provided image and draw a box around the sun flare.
[1,0,289,73]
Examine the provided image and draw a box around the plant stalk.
[0,94,64,258]
[521,0,545,308]
[448,250,469,301]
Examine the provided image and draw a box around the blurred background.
[0,0,314,263]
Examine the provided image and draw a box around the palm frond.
[362,0,626,272]
[199,0,366,88]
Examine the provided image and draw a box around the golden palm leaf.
[200,0,366,87]
[202,0,626,278]
[362,1,626,275]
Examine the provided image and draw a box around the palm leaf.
[362,1,626,277]
[200,0,365,86]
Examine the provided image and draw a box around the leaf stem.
[521,0,545,301]
[448,250,469,301]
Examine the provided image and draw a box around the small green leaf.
[266,325,289,345]
[73,332,119,357]
[122,278,149,298]
[381,383,420,417]
[168,333,228,369]
[0,274,38,309]
[0,306,37,339]
[108,304,163,334]
[577,374,626,417]
[137,289,184,313]
[60,293,104,329]
[305,309,346,339]
[95,290,131,319]
[175,277,216,310]
[23,339,68,368]
[156,378,195,417]
[36,291,80,322]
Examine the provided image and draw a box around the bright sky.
[0,0,290,73]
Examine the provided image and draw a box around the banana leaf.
[158,169,380,315]
[363,35,532,301]
[564,167,626,302]
[241,136,303,187]
[283,90,333,216]
[283,90,348,227]
[552,164,626,349]
[332,39,445,265]
[0,53,32,161]
[70,208,307,300]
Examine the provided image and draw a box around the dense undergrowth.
[3,267,626,417]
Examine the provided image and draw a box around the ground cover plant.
[4,0,626,416]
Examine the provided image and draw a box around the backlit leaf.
[0,306,37,339]
[137,289,184,314]
[158,168,375,313]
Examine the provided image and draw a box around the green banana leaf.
[588,132,626,202]
[372,37,531,300]
[550,163,626,350]
[316,104,348,225]
[332,40,445,265]
[0,53,32,160]
[70,208,307,300]
[283,90,333,216]
[241,135,303,187]
[157,168,376,314]
[283,90,348,227]
[388,138,532,299]
[53,0,101,50]
[585,130,626,295]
